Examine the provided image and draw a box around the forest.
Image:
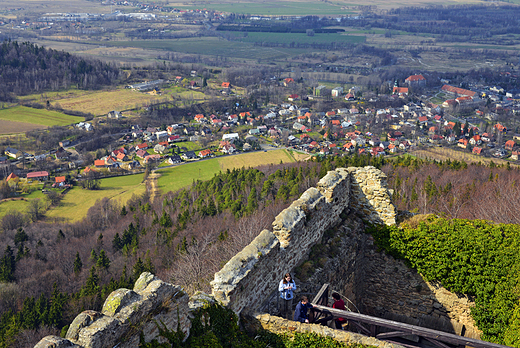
[349,5,520,45]
[0,41,121,101]
[3,152,520,346]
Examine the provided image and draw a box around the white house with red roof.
[405,74,426,86]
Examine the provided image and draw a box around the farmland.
[232,32,366,45]
[157,149,297,194]
[45,174,146,222]
[0,120,41,135]
[0,106,83,133]
[22,89,175,117]
[174,1,354,16]
[105,38,310,60]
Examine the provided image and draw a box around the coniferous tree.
[56,229,65,242]
[159,210,173,228]
[0,245,16,282]
[20,297,37,329]
[246,187,258,214]
[73,252,83,275]
[144,250,155,274]
[96,250,110,270]
[89,249,98,263]
[133,257,145,280]
[48,283,67,327]
[112,232,123,251]
[14,228,28,245]
[82,266,100,296]
[36,293,49,325]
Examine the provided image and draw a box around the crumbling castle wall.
[211,166,396,314]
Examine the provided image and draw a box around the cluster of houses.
[5,73,520,186]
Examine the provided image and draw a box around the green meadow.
[0,190,46,218]
[0,106,83,126]
[234,32,365,45]
[46,174,146,222]
[157,149,296,194]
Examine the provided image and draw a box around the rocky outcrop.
[35,273,191,348]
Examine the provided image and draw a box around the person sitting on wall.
[279,273,296,320]
[332,292,347,329]
[294,296,314,323]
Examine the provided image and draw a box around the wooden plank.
[312,283,329,305]
[311,304,511,348]
[424,337,453,348]
[350,321,371,335]
[376,331,408,339]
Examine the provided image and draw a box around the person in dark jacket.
[294,296,314,323]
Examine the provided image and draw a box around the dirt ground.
[0,120,41,135]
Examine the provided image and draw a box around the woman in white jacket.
[279,273,296,319]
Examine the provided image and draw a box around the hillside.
[2,154,520,347]
[0,41,121,101]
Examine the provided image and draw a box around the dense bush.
[367,218,520,345]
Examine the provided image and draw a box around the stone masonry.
[211,166,396,314]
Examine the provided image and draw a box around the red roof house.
[6,173,18,182]
[27,171,49,180]
[405,74,426,84]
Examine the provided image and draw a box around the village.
[2,72,520,189]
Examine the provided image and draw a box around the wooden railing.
[310,284,511,348]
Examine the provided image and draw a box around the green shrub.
[367,218,520,345]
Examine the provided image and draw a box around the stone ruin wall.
[360,244,481,338]
[210,166,396,314]
[37,166,480,347]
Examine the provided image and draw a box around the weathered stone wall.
[249,313,405,348]
[296,213,479,339]
[211,166,396,314]
[349,166,396,225]
[35,273,192,348]
[360,244,480,338]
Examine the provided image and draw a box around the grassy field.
[174,1,353,15]
[0,187,47,218]
[175,141,202,151]
[234,32,366,45]
[22,86,208,117]
[0,106,83,131]
[157,149,297,194]
[105,38,310,60]
[46,174,146,222]
[411,147,518,167]
[46,89,172,116]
